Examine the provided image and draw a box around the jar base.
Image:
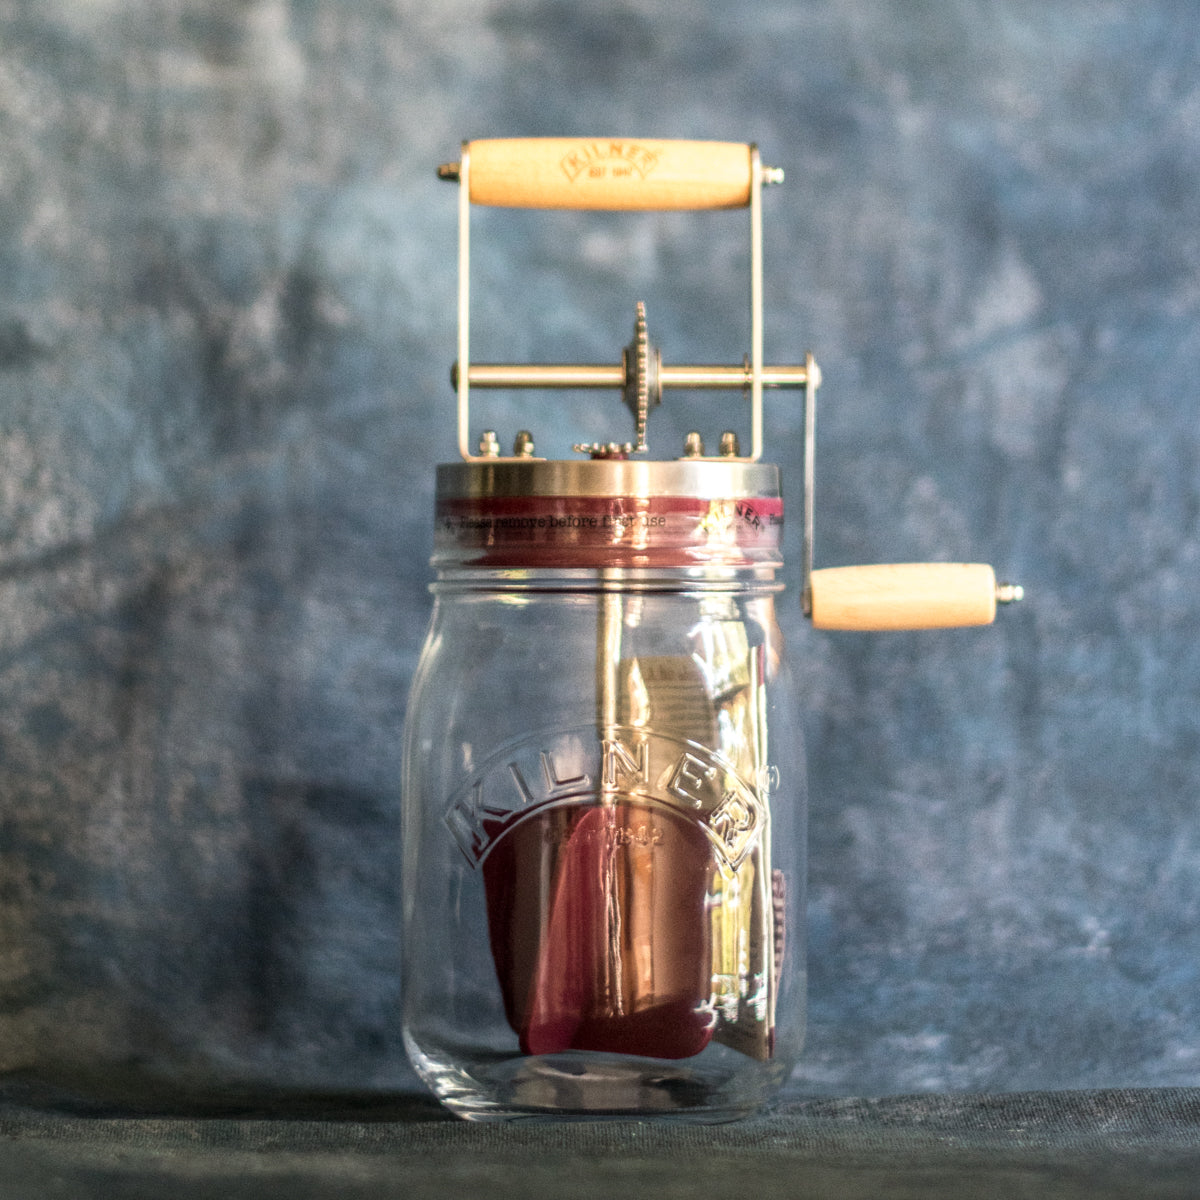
[407,1039,785,1122]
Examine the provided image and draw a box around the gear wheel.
[622,302,660,453]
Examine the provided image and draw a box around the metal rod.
[459,363,623,389]
[456,143,473,460]
[455,362,813,391]
[802,351,817,616]
[749,145,764,462]
[597,587,623,744]
[594,577,624,1011]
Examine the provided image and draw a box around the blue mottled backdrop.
[1,0,1198,1101]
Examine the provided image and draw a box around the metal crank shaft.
[452,362,816,391]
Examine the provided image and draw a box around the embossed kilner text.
[445,724,769,870]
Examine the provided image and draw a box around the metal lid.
[435,459,783,569]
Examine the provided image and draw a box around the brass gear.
[622,301,660,453]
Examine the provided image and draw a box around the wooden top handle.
[462,138,756,210]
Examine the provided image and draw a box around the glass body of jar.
[401,563,806,1121]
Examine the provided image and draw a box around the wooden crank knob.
[809,563,1023,631]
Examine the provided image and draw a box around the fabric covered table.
[4,1085,1200,1199]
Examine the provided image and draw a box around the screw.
[683,431,705,458]
[478,430,500,457]
[719,430,741,457]
[513,430,535,457]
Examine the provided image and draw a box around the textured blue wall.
[2,0,1199,1101]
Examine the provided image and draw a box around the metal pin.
[513,430,536,458]
[478,430,500,457]
[683,431,705,458]
[996,582,1024,605]
[719,430,741,457]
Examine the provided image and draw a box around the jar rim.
[429,564,785,594]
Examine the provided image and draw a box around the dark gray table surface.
[4,1083,1200,1199]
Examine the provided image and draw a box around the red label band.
[435,495,784,568]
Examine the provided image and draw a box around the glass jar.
[401,459,806,1120]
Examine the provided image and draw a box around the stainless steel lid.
[434,459,783,570]
[437,458,779,501]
